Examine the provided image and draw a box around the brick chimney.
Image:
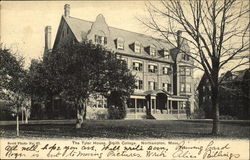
[177,30,182,48]
[64,4,70,17]
[45,26,51,52]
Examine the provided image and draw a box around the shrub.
[108,105,126,119]
[219,115,238,120]
[191,108,205,119]
[86,108,108,120]
[107,91,127,119]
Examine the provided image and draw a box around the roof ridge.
[64,16,93,24]
[66,16,170,44]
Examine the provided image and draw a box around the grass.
[0,120,249,139]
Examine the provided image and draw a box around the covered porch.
[127,90,189,119]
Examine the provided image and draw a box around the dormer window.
[145,45,157,56]
[134,41,141,53]
[150,47,156,56]
[95,35,107,45]
[181,53,190,61]
[163,50,169,58]
[116,37,124,50]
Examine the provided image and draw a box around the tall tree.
[0,48,29,136]
[141,0,249,134]
[47,41,135,128]
[27,57,64,119]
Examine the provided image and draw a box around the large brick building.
[197,69,250,119]
[43,4,195,119]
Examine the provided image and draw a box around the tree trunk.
[83,101,87,120]
[76,99,85,129]
[51,95,55,119]
[25,109,29,124]
[21,108,24,123]
[211,84,220,135]
[16,107,19,136]
[212,102,220,135]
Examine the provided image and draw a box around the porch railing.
[127,108,186,114]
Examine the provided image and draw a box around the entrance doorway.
[156,93,167,113]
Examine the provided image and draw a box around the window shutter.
[104,37,107,44]
[154,82,157,90]
[94,35,97,43]
[139,63,142,71]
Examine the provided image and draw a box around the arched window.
[116,37,124,50]
[134,41,141,53]
[94,30,107,45]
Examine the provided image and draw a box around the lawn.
[0,120,249,139]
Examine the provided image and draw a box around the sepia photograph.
[0,0,249,159]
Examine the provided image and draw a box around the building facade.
[197,69,250,120]
[43,4,195,119]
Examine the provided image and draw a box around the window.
[186,83,191,92]
[135,80,143,90]
[180,68,185,75]
[148,81,156,90]
[117,42,124,50]
[163,83,167,91]
[180,83,191,93]
[117,38,124,50]
[202,96,206,102]
[163,67,171,75]
[208,85,211,91]
[120,57,127,65]
[180,67,191,76]
[133,62,143,71]
[134,42,141,53]
[150,47,156,56]
[185,68,191,76]
[179,102,185,110]
[167,83,172,92]
[180,83,185,92]
[148,64,158,73]
[182,54,190,61]
[163,83,171,92]
[95,35,107,45]
[163,50,169,58]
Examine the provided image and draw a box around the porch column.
[147,99,149,114]
[102,97,105,108]
[96,101,99,108]
[135,98,137,119]
[170,100,172,114]
[166,99,169,114]
[177,101,180,119]
[154,99,156,113]
[150,98,153,114]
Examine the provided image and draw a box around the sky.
[1,1,150,66]
[2,1,247,79]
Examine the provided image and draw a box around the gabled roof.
[62,15,175,61]
[144,89,171,96]
[64,16,92,41]
[197,68,250,90]
[232,69,249,81]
